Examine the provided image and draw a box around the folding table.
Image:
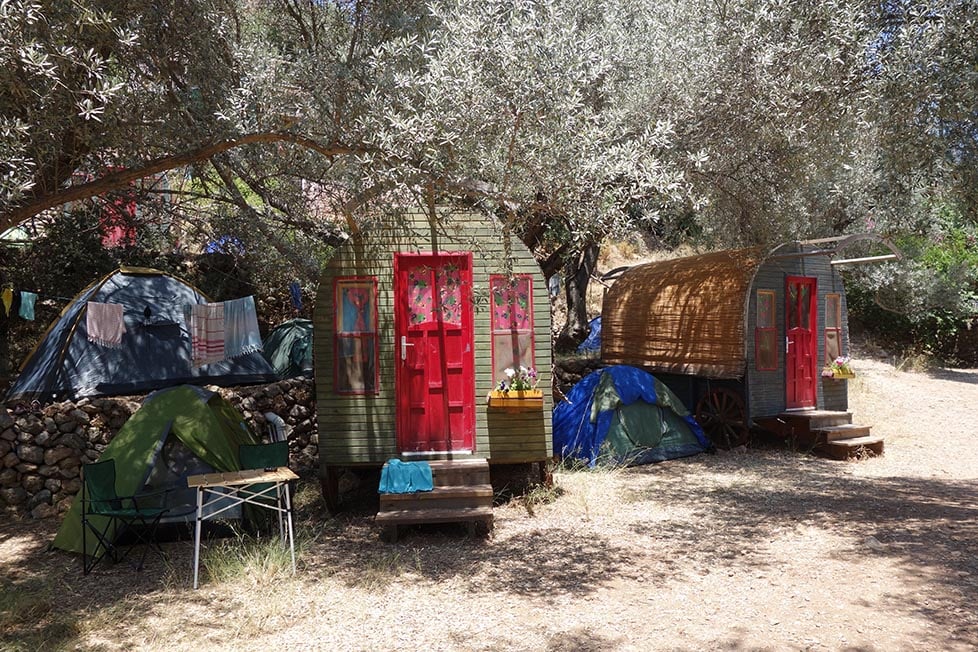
[187,467,298,589]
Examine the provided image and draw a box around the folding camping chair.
[238,441,290,537]
[80,459,172,575]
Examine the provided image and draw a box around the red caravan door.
[394,253,475,452]
[786,276,818,409]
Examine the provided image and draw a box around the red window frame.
[754,289,778,371]
[489,274,535,386]
[333,276,379,395]
[824,293,842,364]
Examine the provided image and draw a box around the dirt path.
[2,357,977,651]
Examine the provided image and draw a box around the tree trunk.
[556,241,600,353]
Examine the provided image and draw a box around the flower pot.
[487,389,544,411]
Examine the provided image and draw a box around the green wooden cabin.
[314,209,552,507]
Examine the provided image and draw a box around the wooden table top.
[186,467,298,488]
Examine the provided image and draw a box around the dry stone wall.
[0,378,317,519]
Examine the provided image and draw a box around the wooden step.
[817,435,885,460]
[379,484,493,511]
[781,410,853,431]
[375,505,494,526]
[425,459,490,486]
[816,424,873,442]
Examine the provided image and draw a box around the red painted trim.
[333,276,379,396]
[488,273,536,385]
[785,276,818,409]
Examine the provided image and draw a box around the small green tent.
[52,385,260,556]
[262,318,313,378]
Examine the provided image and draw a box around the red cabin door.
[786,276,818,409]
[394,253,475,452]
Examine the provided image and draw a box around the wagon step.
[815,423,874,442]
[376,506,494,542]
[816,434,884,460]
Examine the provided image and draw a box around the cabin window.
[755,289,777,371]
[489,275,535,386]
[824,293,842,363]
[334,277,378,394]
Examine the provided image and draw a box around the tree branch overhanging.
[2,132,373,233]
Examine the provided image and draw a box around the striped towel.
[191,302,225,366]
[224,296,262,359]
[87,302,126,348]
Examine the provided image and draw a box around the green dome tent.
[262,318,313,378]
[52,385,260,556]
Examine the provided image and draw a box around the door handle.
[786,337,793,353]
[400,335,414,361]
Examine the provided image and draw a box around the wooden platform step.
[816,435,885,460]
[817,423,873,442]
[780,410,853,431]
[376,459,494,541]
[379,484,494,511]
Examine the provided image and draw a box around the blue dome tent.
[554,365,711,466]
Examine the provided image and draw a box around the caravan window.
[489,275,535,386]
[334,277,379,394]
[755,289,777,371]
[824,293,842,363]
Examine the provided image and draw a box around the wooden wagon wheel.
[695,387,750,450]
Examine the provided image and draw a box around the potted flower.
[488,366,543,409]
[821,355,855,379]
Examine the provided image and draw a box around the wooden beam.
[830,254,899,266]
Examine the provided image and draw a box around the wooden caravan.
[602,237,897,458]
[314,209,552,511]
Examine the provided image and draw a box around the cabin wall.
[745,252,849,418]
[314,209,552,468]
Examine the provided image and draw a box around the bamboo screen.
[601,248,764,379]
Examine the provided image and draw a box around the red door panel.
[786,276,817,409]
[394,253,475,452]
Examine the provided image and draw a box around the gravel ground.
[2,355,977,651]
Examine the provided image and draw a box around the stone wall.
[0,378,317,519]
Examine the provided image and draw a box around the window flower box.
[821,356,855,380]
[487,389,544,411]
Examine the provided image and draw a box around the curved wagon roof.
[601,248,765,379]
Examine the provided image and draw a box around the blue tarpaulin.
[553,365,711,466]
[577,316,602,353]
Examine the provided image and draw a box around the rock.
[22,474,45,493]
[58,433,86,449]
[0,440,10,456]
[34,431,53,447]
[58,419,78,433]
[31,503,58,519]
[108,414,128,429]
[17,418,43,436]
[38,464,58,478]
[15,463,38,474]
[265,384,283,398]
[1,428,16,442]
[864,536,886,551]
[43,417,58,434]
[17,430,32,443]
[56,497,73,513]
[44,446,74,466]
[58,456,81,470]
[0,411,13,429]
[289,404,309,420]
[61,477,81,493]
[27,488,52,510]
[69,409,90,425]
[3,451,19,468]
[16,444,45,465]
[44,478,61,493]
[0,468,18,487]
[0,487,28,505]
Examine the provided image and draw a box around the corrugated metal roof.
[601,248,765,379]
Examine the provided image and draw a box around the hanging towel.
[289,281,303,312]
[18,291,36,321]
[223,295,262,359]
[86,302,126,348]
[1,287,11,316]
[378,459,434,494]
[191,302,225,366]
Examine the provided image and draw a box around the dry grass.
[3,356,978,650]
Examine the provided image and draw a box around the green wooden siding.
[314,209,553,467]
[745,248,849,417]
